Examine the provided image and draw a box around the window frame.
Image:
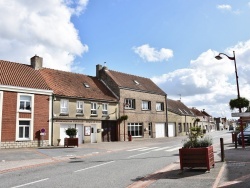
[127,123,143,137]
[19,95,32,112]
[76,101,84,114]
[60,99,69,114]
[18,120,31,140]
[91,102,97,116]
[142,100,151,110]
[156,102,164,111]
[102,103,108,116]
[124,98,136,109]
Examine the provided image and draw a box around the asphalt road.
[0,131,231,188]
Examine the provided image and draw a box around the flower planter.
[64,138,78,147]
[179,145,214,171]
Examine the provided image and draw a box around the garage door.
[155,123,165,138]
[168,123,175,137]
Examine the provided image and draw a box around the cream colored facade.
[52,97,119,146]
[168,111,195,136]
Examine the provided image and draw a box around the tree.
[229,97,249,110]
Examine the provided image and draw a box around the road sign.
[231,112,250,117]
[41,128,46,133]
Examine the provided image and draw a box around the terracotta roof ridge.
[108,69,151,80]
[40,67,89,76]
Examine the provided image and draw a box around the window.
[60,99,69,114]
[156,102,164,111]
[178,123,182,133]
[102,103,108,116]
[76,101,84,114]
[124,98,136,109]
[142,101,151,110]
[19,121,30,139]
[148,122,152,137]
[91,102,97,115]
[128,123,143,137]
[20,95,31,111]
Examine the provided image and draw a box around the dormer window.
[134,80,139,85]
[83,83,90,88]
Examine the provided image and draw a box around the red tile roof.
[189,108,205,117]
[39,68,118,101]
[104,69,166,95]
[167,99,194,116]
[0,60,50,90]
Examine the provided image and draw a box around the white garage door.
[168,123,175,137]
[155,123,165,138]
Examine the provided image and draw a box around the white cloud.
[133,44,173,62]
[0,0,88,71]
[152,40,250,118]
[217,4,232,11]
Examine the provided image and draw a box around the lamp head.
[215,55,222,60]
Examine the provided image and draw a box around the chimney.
[96,64,102,78]
[31,55,43,70]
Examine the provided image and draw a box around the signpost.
[231,112,250,117]
[40,128,46,147]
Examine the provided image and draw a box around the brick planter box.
[179,146,214,171]
[64,138,78,147]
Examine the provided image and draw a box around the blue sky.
[1,0,250,118]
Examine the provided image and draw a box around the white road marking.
[11,178,49,188]
[153,146,171,151]
[138,147,159,151]
[128,151,151,158]
[74,161,115,172]
[165,147,180,152]
[127,147,148,151]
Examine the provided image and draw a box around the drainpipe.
[165,94,168,137]
[51,94,54,146]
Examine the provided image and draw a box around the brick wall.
[2,91,17,141]
[1,91,50,148]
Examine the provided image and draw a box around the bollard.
[220,138,225,162]
[234,133,237,149]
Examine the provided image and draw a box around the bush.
[182,126,213,148]
[65,127,77,138]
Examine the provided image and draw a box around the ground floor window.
[128,123,143,137]
[19,121,30,139]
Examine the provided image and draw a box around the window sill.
[60,113,69,116]
[18,110,31,113]
[16,139,31,142]
[90,114,98,117]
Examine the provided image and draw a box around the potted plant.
[64,127,78,147]
[179,126,214,172]
[229,97,249,110]
[119,115,128,122]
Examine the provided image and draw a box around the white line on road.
[74,161,115,172]
[165,147,180,152]
[153,146,171,151]
[11,178,49,188]
[128,151,151,158]
[138,147,159,151]
[127,147,148,151]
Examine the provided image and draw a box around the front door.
[91,125,97,143]
[102,121,118,142]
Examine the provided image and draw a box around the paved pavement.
[0,138,250,188]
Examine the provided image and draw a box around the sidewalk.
[1,140,250,187]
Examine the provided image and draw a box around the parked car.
[237,126,250,145]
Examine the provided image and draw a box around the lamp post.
[215,51,245,148]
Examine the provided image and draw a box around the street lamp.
[215,51,245,148]
[215,51,241,106]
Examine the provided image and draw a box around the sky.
[1,0,250,119]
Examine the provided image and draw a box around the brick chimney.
[30,55,43,70]
[96,64,102,78]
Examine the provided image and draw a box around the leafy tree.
[229,97,249,110]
